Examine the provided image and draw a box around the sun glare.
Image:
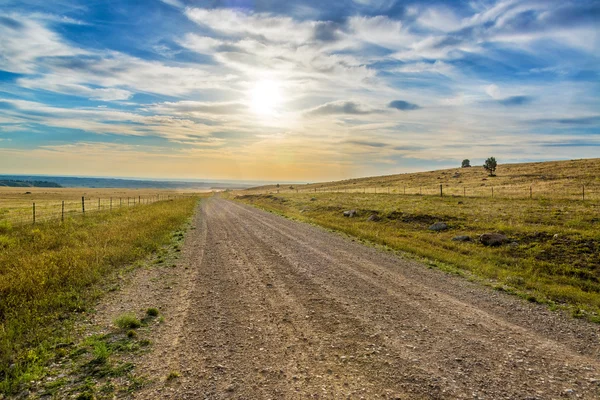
[250,79,283,116]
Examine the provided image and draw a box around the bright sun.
[250,79,283,116]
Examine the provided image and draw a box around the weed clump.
[114,314,142,330]
[92,341,110,364]
[166,371,180,381]
[146,307,159,317]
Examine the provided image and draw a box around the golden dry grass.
[247,158,600,200]
[0,188,199,225]
[235,158,600,323]
[0,195,200,394]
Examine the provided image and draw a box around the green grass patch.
[52,331,149,398]
[114,314,142,330]
[146,307,159,317]
[0,197,198,395]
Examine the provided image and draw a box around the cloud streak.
[306,101,383,116]
[388,100,421,111]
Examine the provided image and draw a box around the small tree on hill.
[483,157,497,176]
[461,159,471,168]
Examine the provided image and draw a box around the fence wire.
[246,183,599,201]
[0,194,188,227]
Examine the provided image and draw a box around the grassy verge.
[236,193,600,322]
[0,197,198,395]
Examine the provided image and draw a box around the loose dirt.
[102,198,600,399]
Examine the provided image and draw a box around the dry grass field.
[235,158,600,323]
[0,188,200,226]
[251,158,600,200]
[0,194,200,394]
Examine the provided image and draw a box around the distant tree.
[483,157,497,176]
[276,183,280,188]
[461,159,471,168]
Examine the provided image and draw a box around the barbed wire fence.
[247,183,598,201]
[0,194,193,227]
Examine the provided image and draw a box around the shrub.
[146,307,159,317]
[114,314,142,330]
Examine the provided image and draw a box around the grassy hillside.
[235,159,600,322]
[251,158,600,200]
[0,196,199,394]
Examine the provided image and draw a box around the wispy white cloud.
[0,98,218,140]
[18,78,133,101]
[0,14,88,73]
[185,8,317,44]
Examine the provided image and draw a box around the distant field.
[0,179,62,188]
[0,187,201,226]
[250,158,600,200]
[235,160,600,322]
[0,194,201,394]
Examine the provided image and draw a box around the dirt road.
[135,198,600,399]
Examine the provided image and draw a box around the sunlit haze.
[249,80,284,117]
[0,0,598,182]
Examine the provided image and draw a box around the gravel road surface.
[134,198,600,399]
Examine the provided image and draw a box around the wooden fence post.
[61,201,64,221]
[98,198,101,210]
[582,185,585,200]
[139,195,141,205]
[82,196,85,215]
[492,187,494,198]
[33,202,35,224]
[440,184,443,197]
[530,186,532,199]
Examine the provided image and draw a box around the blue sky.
[0,0,598,180]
